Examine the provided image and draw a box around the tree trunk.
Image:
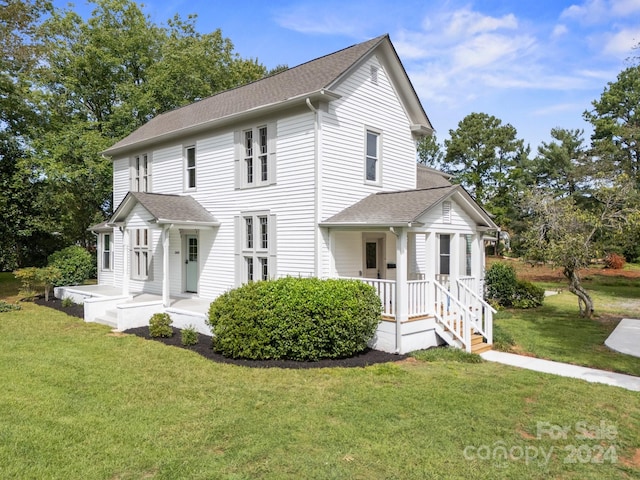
[563,267,594,318]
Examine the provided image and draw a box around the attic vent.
[442,201,451,223]
[370,66,379,85]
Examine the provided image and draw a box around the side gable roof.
[104,34,433,157]
[109,192,219,227]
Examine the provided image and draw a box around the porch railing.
[433,280,472,351]
[408,279,431,317]
[342,277,396,317]
[456,278,496,345]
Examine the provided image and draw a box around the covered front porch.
[321,184,499,354]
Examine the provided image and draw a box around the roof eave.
[103,89,341,158]
[319,221,423,228]
[155,219,220,228]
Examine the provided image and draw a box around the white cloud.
[552,24,569,38]
[561,0,640,23]
[602,28,640,55]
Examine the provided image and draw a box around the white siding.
[321,55,417,220]
[151,145,183,194]
[113,158,129,207]
[418,198,477,233]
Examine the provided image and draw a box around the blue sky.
[57,0,640,151]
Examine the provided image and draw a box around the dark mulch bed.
[34,296,85,319]
[125,326,406,369]
[32,298,406,368]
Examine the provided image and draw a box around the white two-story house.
[59,34,498,354]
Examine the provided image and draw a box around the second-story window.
[236,123,276,189]
[185,146,196,190]
[132,154,150,192]
[365,130,381,184]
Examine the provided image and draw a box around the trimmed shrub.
[149,313,173,338]
[181,325,199,346]
[13,267,40,300]
[485,263,544,309]
[485,262,517,307]
[512,280,545,309]
[48,246,95,286]
[604,252,626,270]
[207,277,382,361]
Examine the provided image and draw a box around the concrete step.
[94,309,117,328]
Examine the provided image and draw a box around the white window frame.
[235,123,276,189]
[236,211,276,284]
[131,228,151,280]
[184,145,196,191]
[364,128,382,185]
[132,153,150,192]
[101,233,112,271]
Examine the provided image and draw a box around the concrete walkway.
[480,350,640,392]
[605,318,640,358]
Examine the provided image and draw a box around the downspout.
[306,98,322,278]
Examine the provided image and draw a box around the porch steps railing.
[455,278,496,346]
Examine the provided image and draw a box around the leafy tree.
[584,65,640,186]
[534,128,589,197]
[444,112,525,206]
[417,134,445,168]
[521,178,638,318]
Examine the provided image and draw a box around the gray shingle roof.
[321,186,458,226]
[105,35,392,155]
[110,192,219,226]
[416,164,452,188]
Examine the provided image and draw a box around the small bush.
[207,277,382,361]
[181,325,199,346]
[13,267,40,300]
[604,252,626,270]
[61,297,77,308]
[485,263,517,306]
[48,246,95,287]
[149,313,173,338]
[512,280,545,309]
[0,300,21,313]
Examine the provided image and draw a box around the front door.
[363,235,384,279]
[185,235,198,293]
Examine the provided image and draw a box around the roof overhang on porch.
[108,191,220,229]
[319,185,498,231]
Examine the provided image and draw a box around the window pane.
[246,158,253,183]
[366,242,377,269]
[439,235,450,275]
[187,147,195,167]
[440,234,450,254]
[245,217,253,249]
[260,155,268,181]
[440,254,450,275]
[366,131,377,157]
[246,257,254,281]
[188,168,196,188]
[366,157,376,181]
[259,216,268,249]
[260,257,268,281]
[244,130,253,157]
[259,126,267,155]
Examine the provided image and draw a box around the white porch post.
[395,227,408,353]
[451,232,460,287]
[162,225,171,308]
[122,228,130,296]
[474,232,485,295]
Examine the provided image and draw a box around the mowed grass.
[491,260,640,376]
[1,303,640,479]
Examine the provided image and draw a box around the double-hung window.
[132,229,151,280]
[236,124,275,188]
[365,129,381,184]
[439,234,451,275]
[102,233,112,271]
[185,146,196,190]
[132,154,150,192]
[237,212,276,284]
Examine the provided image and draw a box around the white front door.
[363,235,385,279]
[185,235,198,293]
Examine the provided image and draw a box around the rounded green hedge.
[48,246,95,286]
[207,277,382,361]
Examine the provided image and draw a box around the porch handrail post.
[395,227,408,354]
[162,225,171,308]
[122,228,130,297]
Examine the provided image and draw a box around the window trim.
[101,233,112,271]
[184,145,196,191]
[132,153,150,192]
[235,123,276,189]
[364,128,382,185]
[131,228,151,280]
[237,211,276,284]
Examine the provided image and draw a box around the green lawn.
[1,302,639,479]
[494,274,640,376]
